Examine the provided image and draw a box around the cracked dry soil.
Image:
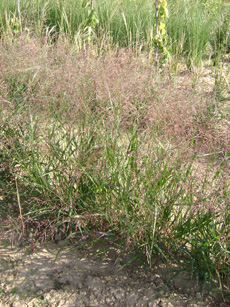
[0,239,229,307]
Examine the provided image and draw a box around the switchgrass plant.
[0,0,229,64]
[0,36,230,294]
[169,2,229,73]
[0,0,154,47]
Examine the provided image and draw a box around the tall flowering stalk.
[154,0,170,65]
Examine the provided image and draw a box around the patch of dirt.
[0,238,229,307]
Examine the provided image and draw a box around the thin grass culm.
[15,177,25,233]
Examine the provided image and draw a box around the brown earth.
[0,237,229,307]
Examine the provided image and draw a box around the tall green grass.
[0,0,229,63]
[168,0,230,66]
[0,0,154,45]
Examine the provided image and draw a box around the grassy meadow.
[0,0,230,295]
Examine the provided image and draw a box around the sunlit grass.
[0,0,229,65]
[0,33,229,295]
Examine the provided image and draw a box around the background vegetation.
[0,0,229,63]
[0,0,230,297]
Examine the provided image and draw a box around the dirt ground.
[0,236,229,307]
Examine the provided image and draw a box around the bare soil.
[0,237,229,307]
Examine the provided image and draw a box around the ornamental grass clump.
[0,34,229,292]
